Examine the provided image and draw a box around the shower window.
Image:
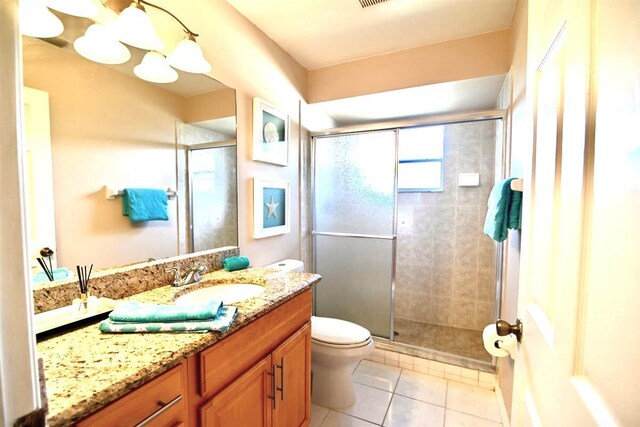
[397,125,444,192]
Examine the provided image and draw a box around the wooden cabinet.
[200,356,273,427]
[199,323,311,427]
[272,324,311,427]
[77,362,188,427]
[78,290,312,427]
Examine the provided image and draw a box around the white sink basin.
[175,283,265,305]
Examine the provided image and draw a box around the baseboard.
[495,385,511,427]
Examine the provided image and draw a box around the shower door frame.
[186,141,238,254]
[311,109,508,367]
[311,129,400,340]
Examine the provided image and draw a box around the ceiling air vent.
[358,0,389,8]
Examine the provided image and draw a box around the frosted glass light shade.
[47,0,98,18]
[115,3,163,51]
[134,51,178,84]
[167,36,211,74]
[74,24,131,65]
[19,0,64,38]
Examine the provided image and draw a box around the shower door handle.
[312,231,397,240]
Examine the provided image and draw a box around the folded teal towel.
[223,256,250,272]
[99,306,237,333]
[33,267,71,283]
[108,300,223,323]
[122,188,168,223]
[483,178,522,242]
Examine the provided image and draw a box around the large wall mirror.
[22,18,238,288]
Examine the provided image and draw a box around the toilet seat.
[312,336,373,350]
[311,316,371,347]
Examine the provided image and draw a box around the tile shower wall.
[395,120,497,331]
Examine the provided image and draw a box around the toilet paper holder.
[495,318,523,343]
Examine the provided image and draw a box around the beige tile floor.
[311,360,503,427]
[393,319,491,363]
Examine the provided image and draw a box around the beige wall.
[307,29,512,103]
[180,1,308,268]
[498,0,529,419]
[185,88,236,124]
[23,40,184,270]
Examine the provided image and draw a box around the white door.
[512,1,640,426]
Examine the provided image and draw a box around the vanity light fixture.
[19,0,64,39]
[46,0,99,19]
[167,33,212,74]
[131,0,212,74]
[133,51,178,83]
[74,23,131,65]
[113,1,163,51]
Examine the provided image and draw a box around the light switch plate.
[458,173,480,187]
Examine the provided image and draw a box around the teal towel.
[99,306,237,333]
[508,190,522,229]
[223,256,250,272]
[122,188,168,223]
[483,178,522,242]
[108,300,223,323]
[33,267,70,283]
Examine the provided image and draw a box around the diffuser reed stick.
[76,264,93,309]
[37,257,54,281]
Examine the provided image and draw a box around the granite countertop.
[36,267,320,426]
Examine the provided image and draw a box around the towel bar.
[510,179,523,192]
[105,186,177,200]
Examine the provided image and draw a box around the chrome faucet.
[165,264,207,287]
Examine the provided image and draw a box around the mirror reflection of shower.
[176,121,238,254]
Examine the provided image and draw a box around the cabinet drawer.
[199,290,312,397]
[77,363,187,427]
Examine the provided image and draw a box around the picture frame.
[252,97,289,166]
[253,178,290,239]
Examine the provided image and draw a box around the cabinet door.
[272,322,311,427]
[200,355,273,427]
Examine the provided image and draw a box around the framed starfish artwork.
[252,97,289,166]
[252,177,290,238]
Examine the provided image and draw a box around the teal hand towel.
[99,306,237,333]
[108,300,223,323]
[483,178,518,242]
[122,188,168,223]
[223,256,250,272]
[33,267,70,283]
[507,189,522,229]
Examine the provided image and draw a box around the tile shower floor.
[393,319,491,363]
[311,360,504,427]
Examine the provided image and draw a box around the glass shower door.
[313,131,397,339]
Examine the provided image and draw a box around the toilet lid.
[311,316,371,345]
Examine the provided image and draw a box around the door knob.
[495,318,523,343]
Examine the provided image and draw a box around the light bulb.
[114,2,163,51]
[47,0,99,18]
[20,0,64,38]
[167,34,211,74]
[74,24,131,65]
[133,51,178,84]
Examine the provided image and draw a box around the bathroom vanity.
[36,267,319,426]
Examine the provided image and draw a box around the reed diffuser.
[37,247,55,281]
[76,264,93,310]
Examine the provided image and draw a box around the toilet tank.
[264,259,304,272]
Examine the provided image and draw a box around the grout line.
[446,407,503,425]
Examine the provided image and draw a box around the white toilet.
[265,259,375,409]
